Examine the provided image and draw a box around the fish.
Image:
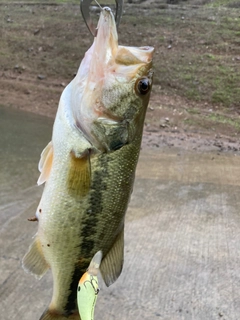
[22,6,154,320]
[77,251,102,320]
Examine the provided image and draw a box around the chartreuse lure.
[77,251,102,320]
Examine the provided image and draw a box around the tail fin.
[40,309,80,320]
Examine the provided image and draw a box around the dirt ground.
[0,0,240,154]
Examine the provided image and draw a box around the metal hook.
[80,0,123,37]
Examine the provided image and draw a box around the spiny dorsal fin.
[22,237,49,279]
[100,227,124,287]
[37,141,53,185]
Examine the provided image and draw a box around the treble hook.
[80,0,124,37]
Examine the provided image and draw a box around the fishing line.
[94,0,103,11]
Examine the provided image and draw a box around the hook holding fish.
[80,0,124,36]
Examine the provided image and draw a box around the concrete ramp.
[1,107,240,319]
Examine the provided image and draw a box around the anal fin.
[100,226,124,287]
[22,237,49,279]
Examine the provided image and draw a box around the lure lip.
[87,250,102,276]
[80,0,123,37]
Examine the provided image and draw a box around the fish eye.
[136,78,151,95]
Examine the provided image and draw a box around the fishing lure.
[77,251,102,320]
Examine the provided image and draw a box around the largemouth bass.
[23,7,154,320]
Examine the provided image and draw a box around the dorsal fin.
[37,141,53,185]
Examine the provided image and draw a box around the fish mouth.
[76,6,154,91]
[88,7,154,80]
[72,7,154,147]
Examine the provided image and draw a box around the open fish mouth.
[87,6,154,80]
[73,7,154,147]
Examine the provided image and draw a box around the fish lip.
[102,6,111,14]
[92,7,118,65]
[96,6,117,40]
[99,7,113,19]
[124,46,155,64]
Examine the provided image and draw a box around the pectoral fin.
[22,237,49,279]
[100,227,124,287]
[67,149,91,197]
[37,141,53,185]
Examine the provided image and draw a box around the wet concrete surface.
[1,106,240,320]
